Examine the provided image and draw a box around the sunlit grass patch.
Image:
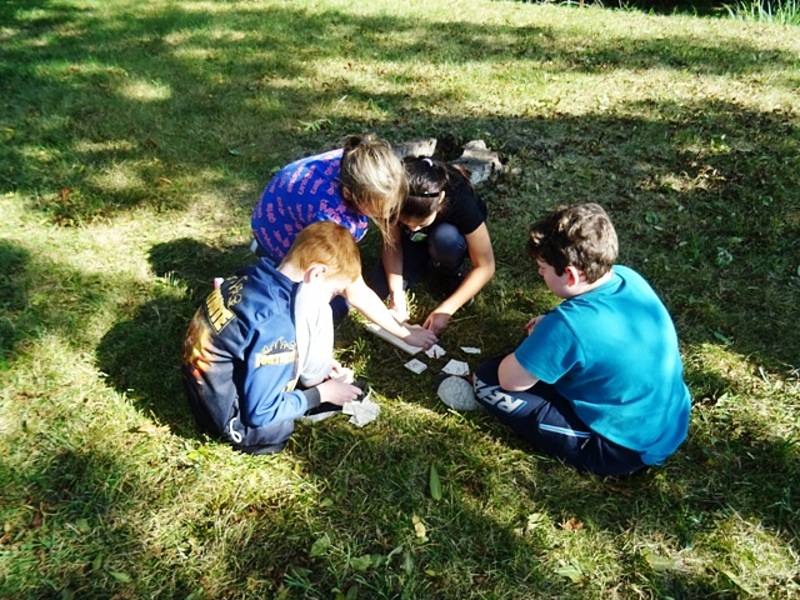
[1,0,799,597]
[90,162,147,193]
[725,0,800,24]
[119,78,172,102]
[73,139,137,154]
[694,513,800,596]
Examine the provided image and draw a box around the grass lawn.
[1,0,799,597]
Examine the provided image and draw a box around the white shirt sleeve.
[293,283,334,387]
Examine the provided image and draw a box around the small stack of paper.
[425,344,447,359]
[342,392,381,428]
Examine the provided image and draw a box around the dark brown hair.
[528,203,618,283]
[399,156,449,222]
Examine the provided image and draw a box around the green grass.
[724,0,800,24]
[1,0,799,598]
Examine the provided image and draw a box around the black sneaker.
[429,267,466,299]
[300,402,344,423]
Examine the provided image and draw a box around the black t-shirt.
[432,168,488,235]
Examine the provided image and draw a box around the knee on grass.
[428,223,467,271]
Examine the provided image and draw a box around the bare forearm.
[346,279,408,338]
[382,241,404,296]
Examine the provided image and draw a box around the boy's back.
[182,258,309,447]
[516,265,691,465]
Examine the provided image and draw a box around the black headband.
[411,189,442,198]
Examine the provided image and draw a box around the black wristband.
[301,386,321,409]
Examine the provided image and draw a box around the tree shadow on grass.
[2,437,271,598]
[7,360,794,597]
[0,240,31,367]
[95,238,255,436]
[1,414,211,597]
[283,418,583,597]
[4,408,579,598]
[501,0,729,16]
[284,402,796,598]
[147,237,255,302]
[5,2,799,595]
[0,238,126,367]
[90,92,800,593]
[284,348,799,595]
[3,1,798,224]
[95,295,198,437]
[391,100,800,371]
[11,233,796,597]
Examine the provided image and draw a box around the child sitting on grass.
[473,203,691,476]
[369,156,496,334]
[182,222,363,455]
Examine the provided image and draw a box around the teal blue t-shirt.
[515,265,691,465]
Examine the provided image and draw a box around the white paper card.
[404,358,428,374]
[460,346,481,355]
[441,359,470,377]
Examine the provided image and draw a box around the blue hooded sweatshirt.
[182,258,321,449]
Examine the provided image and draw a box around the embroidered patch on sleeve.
[254,338,297,367]
[205,288,234,333]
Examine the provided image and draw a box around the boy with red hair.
[182,222,363,454]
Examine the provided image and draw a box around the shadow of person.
[96,238,256,437]
[452,357,800,564]
[96,295,199,437]
[148,238,255,302]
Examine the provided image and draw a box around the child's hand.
[423,311,451,335]
[389,291,409,323]
[329,360,355,384]
[317,379,363,406]
[525,315,544,336]
[403,324,437,350]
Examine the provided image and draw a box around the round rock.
[437,376,479,411]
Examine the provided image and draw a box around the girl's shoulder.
[286,148,343,173]
[437,167,488,234]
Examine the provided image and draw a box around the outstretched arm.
[382,224,409,322]
[424,223,496,334]
[345,276,437,349]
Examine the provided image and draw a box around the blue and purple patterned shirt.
[251,149,370,261]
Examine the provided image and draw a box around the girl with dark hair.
[370,156,496,335]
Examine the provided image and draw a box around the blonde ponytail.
[339,134,407,246]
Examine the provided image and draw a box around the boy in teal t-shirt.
[473,203,691,476]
